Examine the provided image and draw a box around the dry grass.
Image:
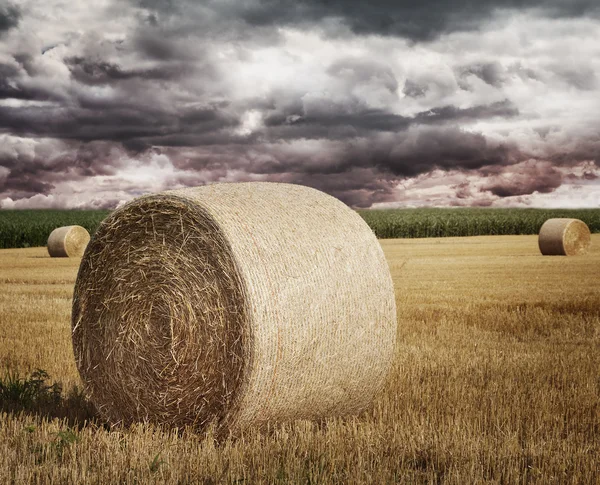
[0,235,599,484]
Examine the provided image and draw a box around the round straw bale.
[538,218,591,256]
[72,182,396,435]
[47,225,90,258]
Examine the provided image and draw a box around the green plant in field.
[52,428,80,457]
[0,368,97,426]
[149,451,166,473]
[0,368,61,409]
[25,427,80,463]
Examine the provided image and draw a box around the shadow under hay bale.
[538,218,591,256]
[47,225,90,258]
[71,182,397,436]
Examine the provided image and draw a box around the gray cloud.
[458,62,505,88]
[0,0,598,208]
[480,161,563,197]
[65,56,186,85]
[135,0,600,41]
[156,125,522,207]
[0,3,20,34]
[403,79,428,98]
[453,181,473,199]
[554,65,598,91]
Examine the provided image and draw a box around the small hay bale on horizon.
[47,225,90,258]
[71,182,397,437]
[538,218,591,256]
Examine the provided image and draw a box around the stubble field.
[0,235,598,484]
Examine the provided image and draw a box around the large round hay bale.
[47,225,90,258]
[72,182,396,435]
[538,218,591,256]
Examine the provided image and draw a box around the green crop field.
[358,208,600,239]
[0,208,599,249]
[0,210,110,249]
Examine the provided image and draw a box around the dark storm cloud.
[0,3,20,34]
[0,138,136,203]
[257,127,521,206]
[0,172,54,199]
[402,80,428,98]
[0,102,239,148]
[458,62,505,88]
[480,161,563,197]
[484,179,559,197]
[453,181,473,199]
[262,99,518,140]
[136,0,600,41]
[1,0,598,209]
[263,107,410,134]
[0,33,519,150]
[179,155,404,207]
[327,58,398,93]
[65,57,186,85]
[374,128,521,176]
[281,169,400,208]
[0,150,57,199]
[147,117,526,207]
[545,131,600,165]
[132,30,206,61]
[0,59,67,103]
[0,63,32,100]
[566,170,598,181]
[170,126,521,188]
[554,66,598,91]
[413,100,518,124]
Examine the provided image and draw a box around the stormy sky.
[0,0,599,208]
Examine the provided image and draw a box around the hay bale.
[47,225,90,258]
[72,182,396,435]
[538,218,591,256]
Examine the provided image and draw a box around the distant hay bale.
[47,225,90,258]
[72,182,397,436]
[538,218,591,256]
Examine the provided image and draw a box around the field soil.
[0,235,598,484]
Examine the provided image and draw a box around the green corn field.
[0,208,599,249]
[358,208,600,239]
[0,210,110,249]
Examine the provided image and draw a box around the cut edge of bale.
[538,218,591,256]
[47,225,91,257]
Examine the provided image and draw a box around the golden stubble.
[0,234,598,484]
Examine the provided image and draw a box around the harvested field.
[0,235,599,484]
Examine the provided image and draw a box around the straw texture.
[47,225,90,258]
[538,218,591,256]
[72,182,397,435]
